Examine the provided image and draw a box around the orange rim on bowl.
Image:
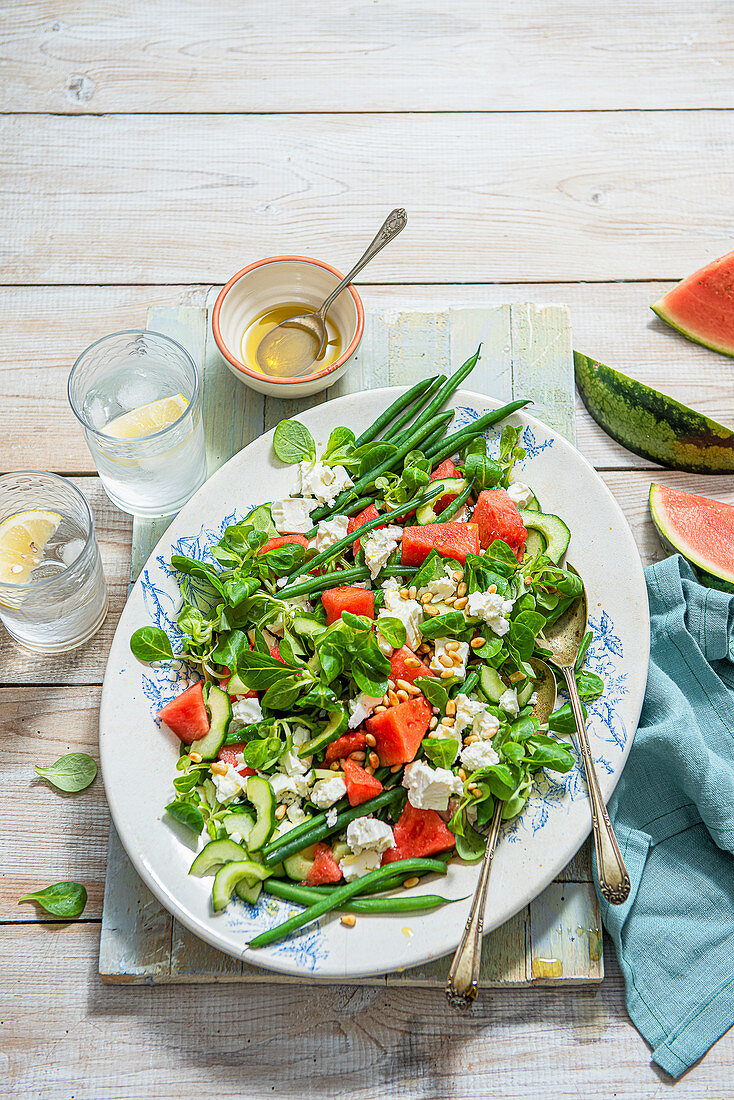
[212,256,365,386]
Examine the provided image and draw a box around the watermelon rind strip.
[574,352,734,474]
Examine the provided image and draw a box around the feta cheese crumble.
[507,481,534,508]
[419,564,457,602]
[363,525,403,580]
[460,739,500,772]
[310,776,347,809]
[429,638,469,679]
[379,576,424,650]
[340,849,381,881]
[346,816,395,855]
[279,747,310,777]
[403,760,463,812]
[348,693,381,730]
[271,497,316,535]
[326,806,338,828]
[453,692,499,740]
[211,764,246,804]
[270,772,312,805]
[313,514,350,553]
[466,589,515,637]
[231,696,263,725]
[286,804,309,826]
[499,687,520,718]
[299,461,353,506]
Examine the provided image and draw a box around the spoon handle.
[561,667,631,905]
[445,799,503,1010]
[319,208,407,317]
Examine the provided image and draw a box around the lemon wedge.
[102,394,189,440]
[0,510,62,584]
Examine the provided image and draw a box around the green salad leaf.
[35,753,97,793]
[20,881,87,919]
[273,419,316,464]
[130,626,174,663]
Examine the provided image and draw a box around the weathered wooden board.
[2,282,733,475]
[3,1,733,114]
[2,112,733,284]
[96,300,604,987]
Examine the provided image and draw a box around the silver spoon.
[256,208,407,377]
[541,580,631,906]
[445,661,557,1010]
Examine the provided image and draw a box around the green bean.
[262,786,404,864]
[263,879,455,913]
[381,374,446,443]
[303,492,380,540]
[453,670,480,698]
[391,347,481,447]
[424,400,530,465]
[575,630,593,670]
[310,412,453,523]
[276,562,418,600]
[248,858,449,947]
[353,376,439,448]
[287,483,443,582]
[428,482,473,523]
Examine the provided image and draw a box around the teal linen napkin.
[595,554,734,1078]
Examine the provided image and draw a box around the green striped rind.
[574,352,734,474]
[649,483,734,591]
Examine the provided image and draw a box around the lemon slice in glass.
[0,510,62,584]
[102,393,189,440]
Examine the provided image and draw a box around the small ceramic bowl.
[212,256,365,398]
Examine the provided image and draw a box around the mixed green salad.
[131,349,603,949]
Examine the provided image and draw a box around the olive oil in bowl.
[241,304,342,377]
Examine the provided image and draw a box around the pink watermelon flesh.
[649,482,734,587]
[652,250,734,357]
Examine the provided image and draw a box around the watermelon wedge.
[365,695,432,765]
[652,251,734,358]
[382,802,455,864]
[649,483,734,592]
[157,682,209,744]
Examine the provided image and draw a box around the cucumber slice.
[188,684,232,761]
[189,838,247,876]
[226,671,248,695]
[235,878,263,905]
[297,708,349,758]
[518,510,571,565]
[517,679,534,708]
[222,811,255,845]
[523,528,547,561]
[245,775,276,851]
[291,614,327,639]
[480,665,506,703]
[283,844,316,881]
[416,477,469,524]
[211,859,271,911]
[525,494,541,512]
[331,839,350,861]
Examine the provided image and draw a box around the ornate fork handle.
[445,799,503,1010]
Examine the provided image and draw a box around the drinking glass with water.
[68,330,207,517]
[0,472,108,653]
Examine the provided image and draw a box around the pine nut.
[189,752,202,764]
[396,678,412,691]
[440,716,455,728]
[453,596,468,609]
[396,689,409,703]
[391,764,402,773]
[457,582,468,597]
[400,590,409,600]
[445,699,457,716]
[388,689,400,707]
[382,694,391,707]
[424,605,440,617]
[488,583,497,594]
[509,670,525,684]
[470,637,484,649]
[429,716,438,730]
[439,653,453,668]
[330,761,342,771]
[407,684,421,696]
[468,784,482,797]
[365,733,377,747]
[275,804,287,820]
[451,653,464,667]
[387,678,396,690]
[444,640,459,652]
[409,586,417,599]
[374,704,388,713]
[369,752,380,769]
[404,656,421,669]
[210,761,227,776]
[458,768,467,781]
[364,764,374,774]
[349,751,366,762]
[452,570,463,582]
[341,914,357,927]
[440,669,454,679]
[444,596,456,606]
[464,733,479,745]
[403,876,420,889]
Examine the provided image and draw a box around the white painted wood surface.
[3,1,734,1094]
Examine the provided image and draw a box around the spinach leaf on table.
[20,881,87,919]
[35,753,97,793]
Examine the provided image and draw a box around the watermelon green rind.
[651,251,734,358]
[574,352,734,474]
[649,482,734,592]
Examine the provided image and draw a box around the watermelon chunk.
[365,695,432,766]
[216,743,257,776]
[321,585,375,626]
[259,534,309,555]
[270,643,284,662]
[304,842,343,886]
[650,483,734,592]
[429,459,465,513]
[401,522,479,566]
[652,250,734,358]
[157,682,209,745]
[382,802,455,864]
[472,489,527,559]
[347,503,382,552]
[343,758,383,806]
[323,730,367,764]
[390,645,435,684]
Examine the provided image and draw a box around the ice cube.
[61,538,85,567]
[116,372,158,411]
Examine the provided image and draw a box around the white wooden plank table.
[1,2,733,1096]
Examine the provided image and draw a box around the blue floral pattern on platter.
[135,413,630,960]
